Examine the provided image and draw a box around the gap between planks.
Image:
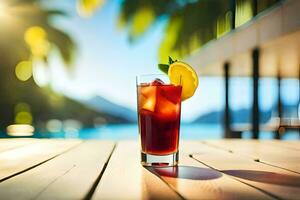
[203,139,300,175]
[93,141,274,200]
[152,141,274,200]
[92,141,182,200]
[0,139,82,183]
[190,141,300,200]
[83,142,116,200]
[0,140,115,200]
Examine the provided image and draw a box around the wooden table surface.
[0,139,299,200]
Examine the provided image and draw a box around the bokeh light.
[14,102,33,124]
[7,124,34,136]
[63,119,82,138]
[15,112,33,124]
[24,26,47,44]
[15,102,31,113]
[46,119,63,133]
[15,61,32,81]
[24,26,50,58]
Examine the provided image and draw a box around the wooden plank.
[0,139,81,181]
[205,139,300,173]
[0,140,115,200]
[192,141,300,200]
[285,141,300,150]
[0,138,37,153]
[92,141,181,200]
[270,140,300,151]
[147,141,273,199]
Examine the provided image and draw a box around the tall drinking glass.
[136,74,182,167]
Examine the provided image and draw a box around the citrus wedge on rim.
[168,61,198,101]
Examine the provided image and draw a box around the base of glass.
[141,151,178,167]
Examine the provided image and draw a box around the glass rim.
[136,73,168,78]
[136,74,182,85]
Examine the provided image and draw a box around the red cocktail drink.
[137,76,182,166]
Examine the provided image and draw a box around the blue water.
[79,124,223,140]
[41,124,222,140]
[39,124,299,140]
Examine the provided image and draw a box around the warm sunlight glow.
[24,26,50,58]
[7,124,34,136]
[15,61,32,81]
[0,1,10,20]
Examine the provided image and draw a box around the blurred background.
[0,0,299,139]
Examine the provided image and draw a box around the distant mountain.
[84,96,137,123]
[193,110,222,124]
[193,104,298,124]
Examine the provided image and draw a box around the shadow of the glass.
[222,170,300,187]
[145,166,222,180]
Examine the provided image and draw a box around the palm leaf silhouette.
[0,0,75,67]
[118,0,280,62]
[0,0,76,131]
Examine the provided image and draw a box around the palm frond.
[119,0,231,60]
[46,26,76,66]
[157,0,230,62]
[4,0,76,66]
[45,9,69,17]
[118,0,284,61]
[118,0,175,40]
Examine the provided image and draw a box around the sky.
[44,0,299,122]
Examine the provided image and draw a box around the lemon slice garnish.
[168,61,198,101]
